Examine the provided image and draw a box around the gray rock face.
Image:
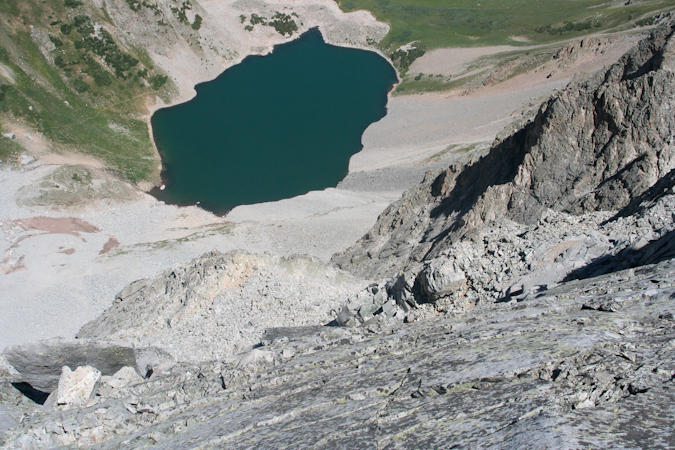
[333,20,675,281]
[3,339,136,392]
[2,260,675,448]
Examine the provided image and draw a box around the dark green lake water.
[150,28,397,215]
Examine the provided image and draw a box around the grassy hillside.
[0,0,174,182]
[338,0,674,49]
[334,0,675,96]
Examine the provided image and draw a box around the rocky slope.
[75,249,366,362]
[2,259,675,448]
[2,18,675,450]
[334,20,675,281]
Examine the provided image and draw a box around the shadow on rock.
[566,229,675,281]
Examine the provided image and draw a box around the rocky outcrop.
[2,259,674,448]
[3,340,136,392]
[2,339,173,393]
[333,20,675,281]
[76,250,367,361]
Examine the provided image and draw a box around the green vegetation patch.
[0,133,23,164]
[390,43,425,71]
[0,85,9,103]
[64,0,83,8]
[0,0,175,183]
[395,72,479,95]
[394,44,571,94]
[245,12,299,36]
[108,223,234,255]
[336,0,675,50]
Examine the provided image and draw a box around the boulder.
[55,366,101,407]
[237,349,276,370]
[417,257,467,300]
[97,366,144,397]
[3,339,136,392]
[133,347,176,378]
[337,283,391,326]
[19,155,35,165]
[101,366,144,390]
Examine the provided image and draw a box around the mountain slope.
[333,19,675,281]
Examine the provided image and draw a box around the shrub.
[269,12,297,36]
[192,14,202,30]
[64,0,83,7]
[250,13,266,25]
[635,16,658,27]
[150,74,167,90]
[72,78,90,92]
[171,1,192,24]
[73,15,89,27]
[125,0,141,11]
[49,35,63,47]
[84,56,112,86]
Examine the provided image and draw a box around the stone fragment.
[133,347,176,378]
[56,366,101,407]
[582,298,622,312]
[237,349,276,370]
[387,271,416,308]
[418,257,467,300]
[382,300,398,318]
[100,366,144,390]
[337,304,356,327]
[358,301,380,319]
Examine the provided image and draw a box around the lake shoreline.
[135,0,394,191]
[149,27,397,216]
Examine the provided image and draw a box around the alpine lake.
[150,28,398,215]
